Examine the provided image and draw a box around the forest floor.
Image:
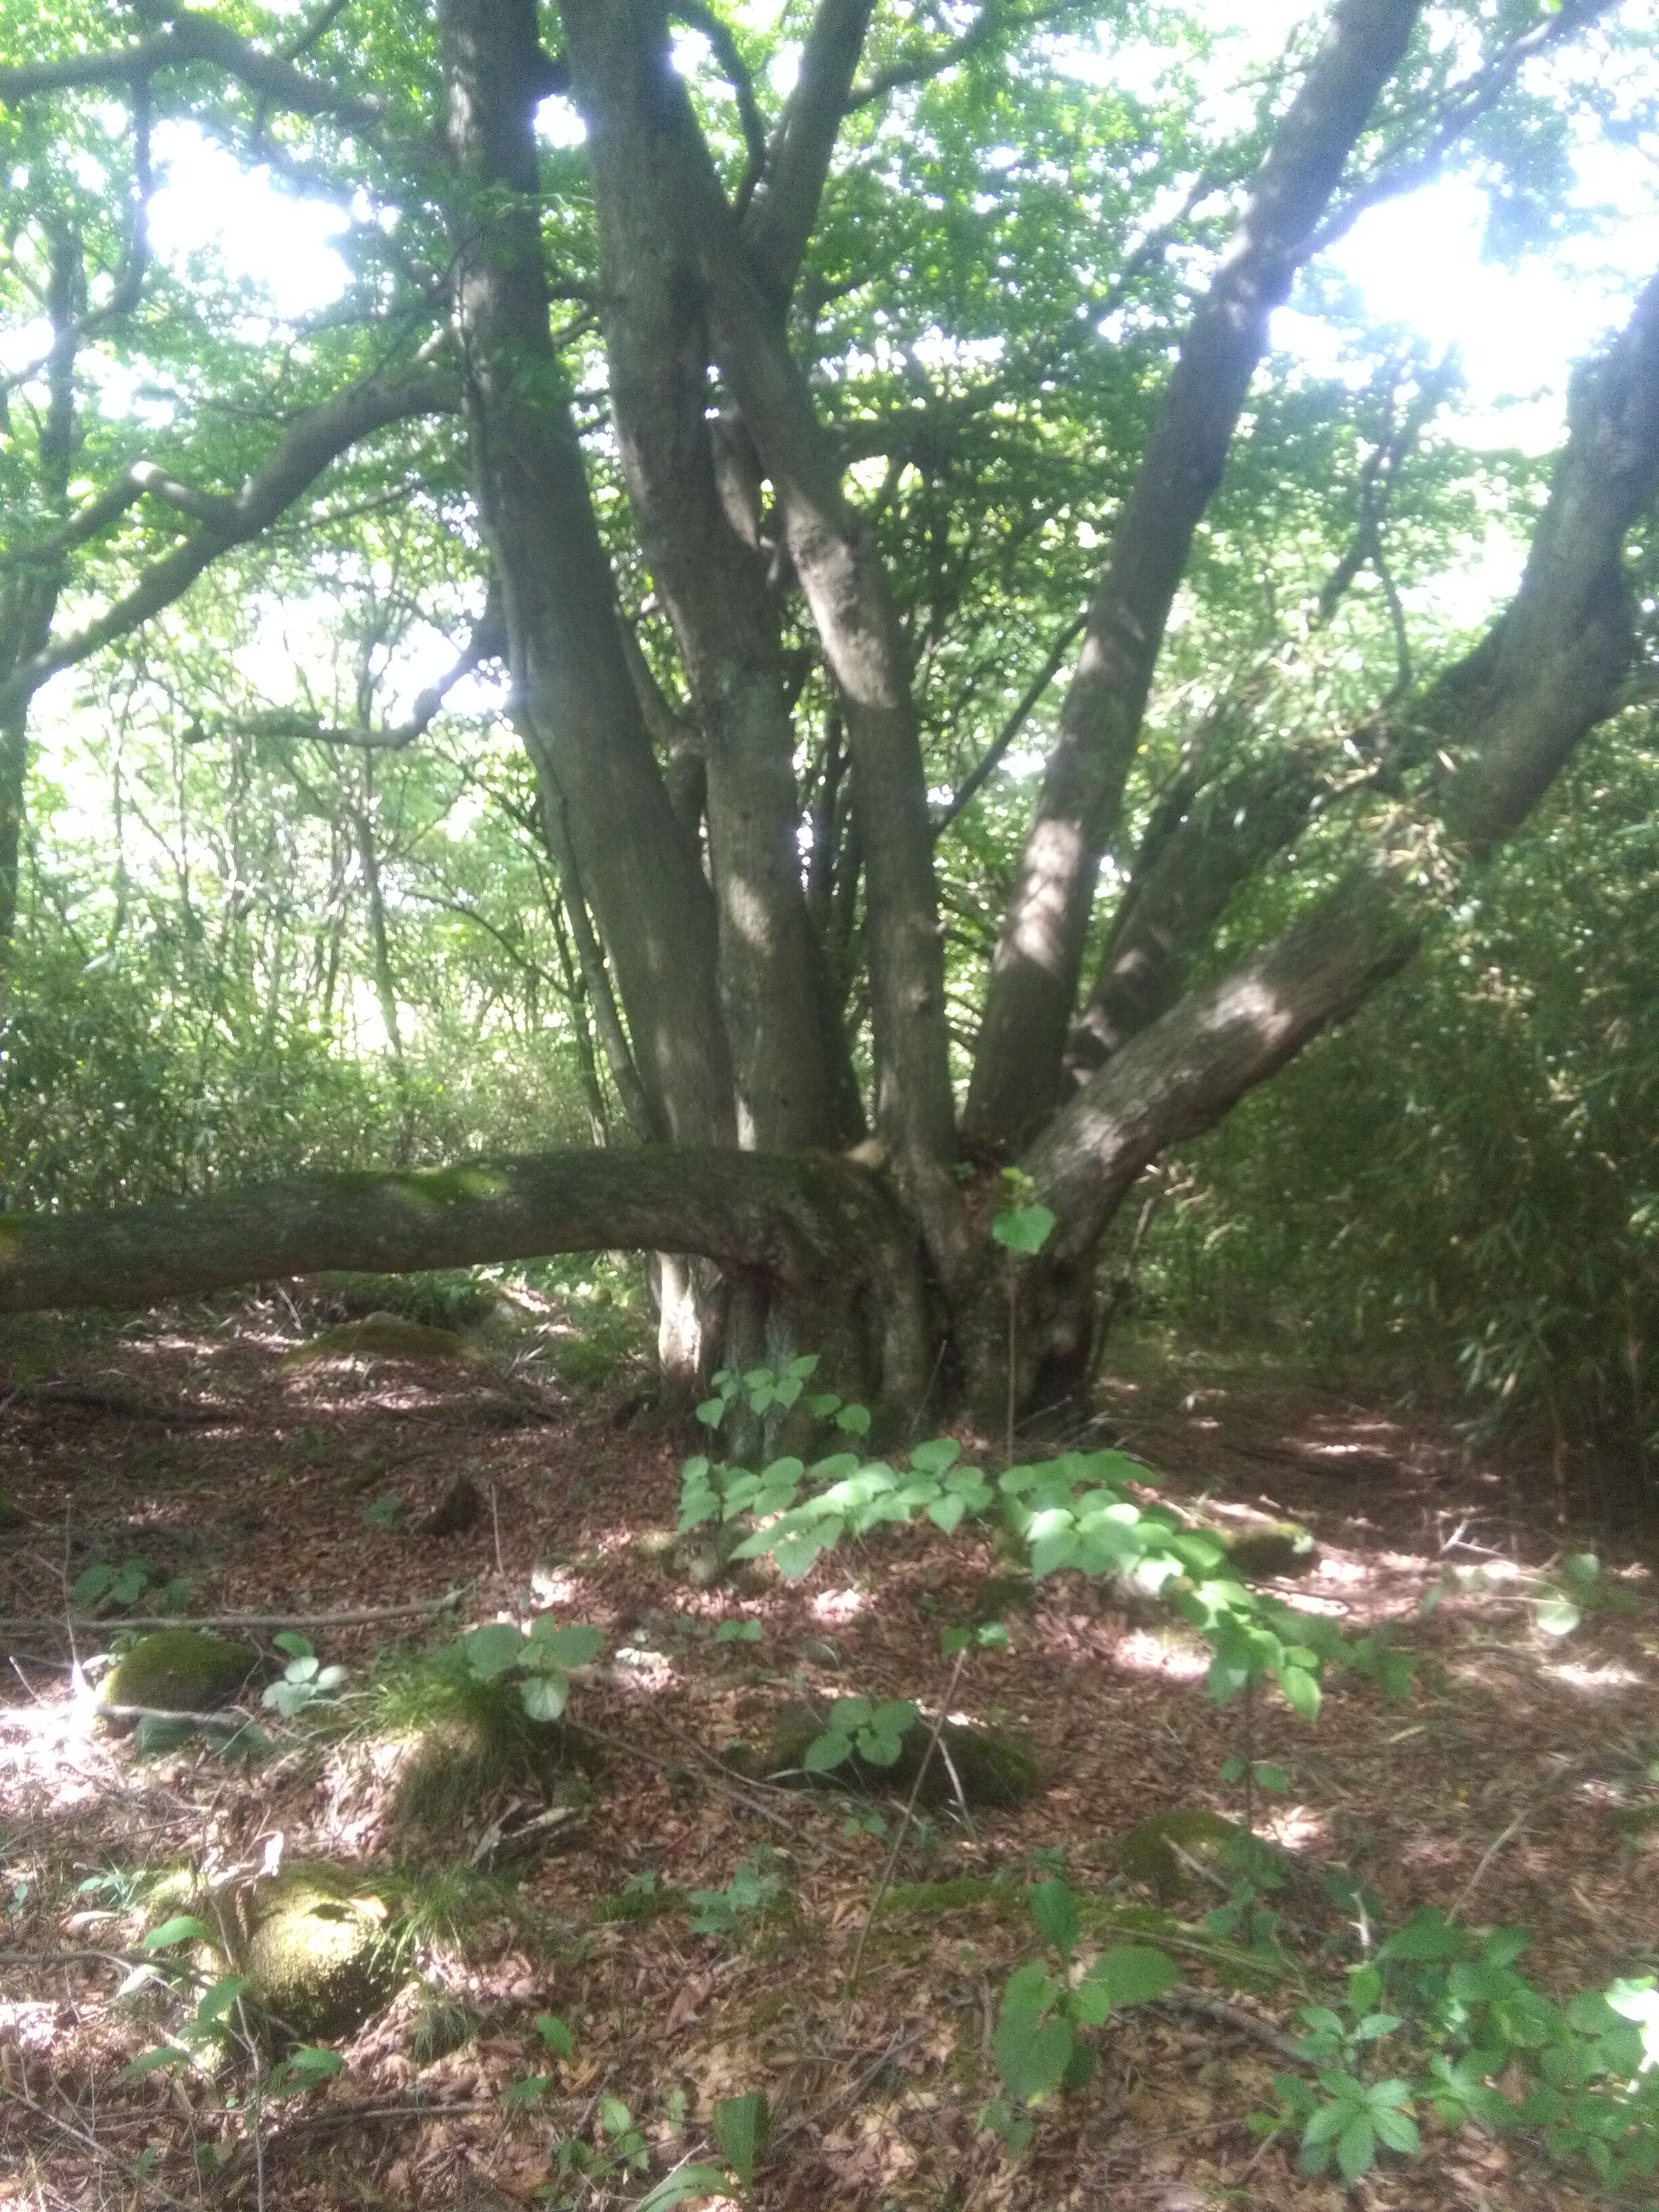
[2,1279,1657,2212]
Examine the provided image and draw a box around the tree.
[1,0,1656,1431]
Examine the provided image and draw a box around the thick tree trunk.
[561,0,863,1154]
[439,0,735,1151]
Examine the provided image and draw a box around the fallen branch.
[0,1589,469,1635]
[1157,1988,1307,2065]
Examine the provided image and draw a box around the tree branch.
[1029,258,1659,1252]
[0,7,382,127]
[740,0,873,303]
[933,608,1086,838]
[0,367,453,718]
[966,0,1424,1149]
[1311,0,1620,258]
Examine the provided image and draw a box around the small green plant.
[1248,1905,1659,2191]
[363,1495,407,1529]
[695,1353,869,1437]
[802,1696,918,1774]
[71,1557,190,1613]
[261,1633,348,1719]
[504,2010,577,2106]
[636,2089,771,2209]
[686,1849,783,1940]
[533,2085,652,2203]
[457,1618,604,1723]
[982,1882,1177,2155]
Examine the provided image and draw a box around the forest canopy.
[1,0,1657,1507]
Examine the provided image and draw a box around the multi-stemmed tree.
[1,0,1656,1427]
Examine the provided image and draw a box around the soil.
[3,1290,1656,2211]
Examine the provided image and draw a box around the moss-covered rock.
[744,1705,1041,1808]
[1222,1521,1320,1581]
[243,1863,396,2040]
[283,1316,483,1368]
[1115,1809,1286,1901]
[100,1631,260,1716]
[380,1671,588,1851]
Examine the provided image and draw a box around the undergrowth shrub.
[1127,729,1659,1524]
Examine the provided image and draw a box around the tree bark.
[559,0,863,1151]
[0,1148,933,1416]
[438,0,735,1152]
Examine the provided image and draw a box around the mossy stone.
[750,1706,1041,1808]
[243,1864,396,2040]
[1222,1521,1319,1581]
[100,1631,260,1715]
[383,1675,586,1850]
[1117,1809,1258,1901]
[283,1317,481,1368]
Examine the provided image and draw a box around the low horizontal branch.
[0,1145,906,1314]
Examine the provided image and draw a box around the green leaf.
[193,1974,250,2026]
[856,1727,905,1767]
[635,2165,732,2211]
[995,2009,1074,2103]
[268,2047,344,2097]
[909,1438,962,1475]
[712,2090,769,2187]
[1336,2113,1377,2183]
[1279,1664,1321,1719]
[121,2045,190,2078]
[939,1625,971,1656]
[535,2013,575,2056]
[503,2073,553,2106]
[462,1622,525,1681]
[927,1494,968,1533]
[786,1354,820,1380]
[834,1403,872,1437]
[715,1619,762,1643]
[1029,1881,1080,1961]
[1372,2104,1421,2155]
[527,1620,604,1666]
[806,1393,844,1418]
[802,1731,852,1772]
[1535,1594,1580,1636]
[272,1631,313,1659]
[71,1563,116,1605]
[599,2096,633,2137]
[1254,1761,1290,1792]
[695,1397,726,1429]
[518,1675,569,1723]
[1084,1946,1179,2006]
[991,1203,1056,1254]
[142,1915,211,1950]
[772,1531,829,1578]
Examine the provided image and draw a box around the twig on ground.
[6,2082,197,2210]
[1156,1988,1307,2065]
[846,1645,970,1994]
[565,1716,859,1861]
[0,1589,470,1634]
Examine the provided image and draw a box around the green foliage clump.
[100,1631,260,1715]
[1135,729,1659,1521]
[317,1269,503,1330]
